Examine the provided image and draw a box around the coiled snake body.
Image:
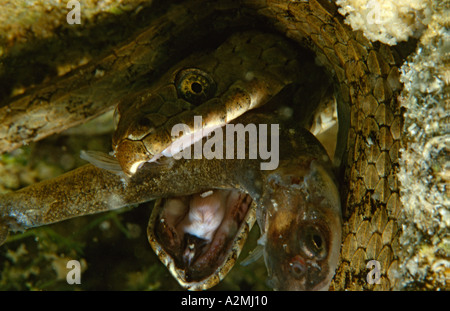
[0,0,407,290]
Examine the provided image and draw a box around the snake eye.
[175,68,216,104]
[300,225,327,260]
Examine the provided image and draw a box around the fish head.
[261,159,342,291]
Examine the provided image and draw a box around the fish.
[255,156,342,290]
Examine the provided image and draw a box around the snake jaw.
[147,189,256,290]
[114,139,151,176]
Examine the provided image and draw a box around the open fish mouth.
[147,189,256,290]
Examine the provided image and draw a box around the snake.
[0,0,407,290]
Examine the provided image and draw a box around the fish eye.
[175,68,216,104]
[300,226,327,260]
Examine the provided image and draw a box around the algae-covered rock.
[396,1,449,290]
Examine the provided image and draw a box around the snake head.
[260,159,342,291]
[110,31,302,177]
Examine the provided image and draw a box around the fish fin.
[257,231,268,246]
[240,244,264,267]
[80,150,123,174]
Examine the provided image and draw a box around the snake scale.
[0,0,409,290]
